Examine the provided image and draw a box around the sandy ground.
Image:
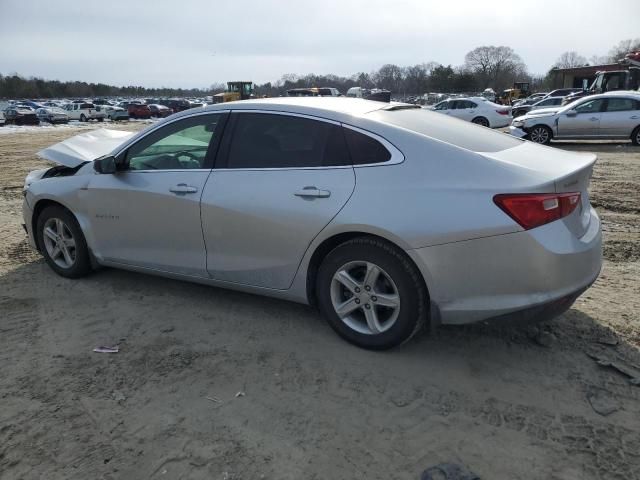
[0,123,639,480]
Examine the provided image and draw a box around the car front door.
[557,98,605,138]
[200,111,356,289]
[84,112,227,276]
[598,98,640,137]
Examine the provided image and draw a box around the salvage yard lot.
[1,125,639,479]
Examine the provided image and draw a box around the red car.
[122,103,151,119]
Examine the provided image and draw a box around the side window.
[575,99,605,114]
[126,114,222,170]
[434,101,448,111]
[225,113,350,168]
[605,98,636,112]
[343,127,392,165]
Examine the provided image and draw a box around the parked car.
[18,100,45,110]
[62,103,106,122]
[512,93,548,108]
[99,105,129,121]
[430,97,512,127]
[161,99,192,113]
[147,104,173,118]
[4,107,39,125]
[23,98,601,350]
[546,88,583,97]
[42,101,65,108]
[512,96,565,118]
[509,91,640,145]
[0,110,5,126]
[36,107,70,124]
[121,103,152,119]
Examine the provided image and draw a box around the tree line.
[2,38,637,100]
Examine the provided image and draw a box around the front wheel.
[316,237,428,350]
[79,114,87,122]
[36,206,92,278]
[528,125,552,144]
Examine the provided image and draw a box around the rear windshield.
[80,103,94,109]
[370,108,522,153]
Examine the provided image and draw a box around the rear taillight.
[496,109,510,115]
[493,192,581,230]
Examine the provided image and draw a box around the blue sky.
[0,0,637,88]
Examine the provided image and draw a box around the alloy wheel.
[42,217,76,269]
[530,127,550,144]
[330,261,401,335]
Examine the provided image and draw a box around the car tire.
[472,116,490,127]
[631,126,640,146]
[527,125,552,144]
[316,237,428,350]
[80,114,87,122]
[98,117,104,122]
[36,205,92,279]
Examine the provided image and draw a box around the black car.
[4,107,39,125]
[160,99,192,113]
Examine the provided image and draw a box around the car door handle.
[294,187,331,198]
[589,117,599,121]
[631,115,640,119]
[169,183,198,194]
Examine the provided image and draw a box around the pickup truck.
[62,102,106,122]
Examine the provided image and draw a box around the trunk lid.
[37,128,135,167]
[480,141,596,237]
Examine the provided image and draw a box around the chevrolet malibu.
[22,98,602,349]
[510,91,640,145]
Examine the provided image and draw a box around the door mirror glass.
[566,110,577,117]
[94,155,117,174]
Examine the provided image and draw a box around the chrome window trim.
[212,109,404,172]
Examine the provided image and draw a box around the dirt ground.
[1,123,639,480]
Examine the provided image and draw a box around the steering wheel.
[176,150,201,168]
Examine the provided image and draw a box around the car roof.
[579,91,640,100]
[174,97,389,122]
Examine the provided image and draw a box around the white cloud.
[0,0,637,87]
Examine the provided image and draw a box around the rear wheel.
[316,237,427,350]
[528,125,552,144]
[36,206,92,278]
[631,126,640,146]
[98,117,104,122]
[472,116,490,127]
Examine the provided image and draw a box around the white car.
[99,105,129,121]
[509,91,640,145]
[512,96,566,118]
[62,102,106,122]
[430,97,512,128]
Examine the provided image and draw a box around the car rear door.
[598,97,640,137]
[84,112,227,276]
[557,98,605,137]
[200,111,355,289]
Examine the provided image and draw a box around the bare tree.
[553,51,587,68]
[464,46,526,90]
[607,38,640,62]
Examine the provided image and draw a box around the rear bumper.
[491,117,511,128]
[407,206,602,325]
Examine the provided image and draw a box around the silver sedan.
[22,98,602,349]
[510,91,640,145]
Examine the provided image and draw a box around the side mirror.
[93,155,117,174]
[566,110,577,117]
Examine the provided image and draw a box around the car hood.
[521,107,561,119]
[37,128,135,167]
